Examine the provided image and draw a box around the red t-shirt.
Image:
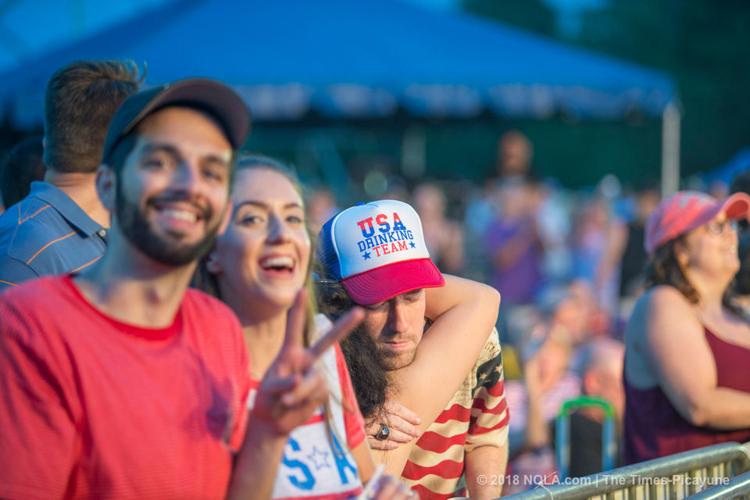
[0,275,250,499]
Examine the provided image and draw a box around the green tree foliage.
[463,0,750,184]
[575,0,750,178]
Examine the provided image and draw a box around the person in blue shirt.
[0,60,141,291]
[0,135,46,210]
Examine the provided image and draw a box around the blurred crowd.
[2,65,750,497]
[264,128,750,492]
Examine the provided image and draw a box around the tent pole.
[661,100,681,197]
[401,125,426,179]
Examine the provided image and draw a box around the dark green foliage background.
[462,0,750,187]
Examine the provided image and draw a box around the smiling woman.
[199,156,311,316]
[192,155,412,499]
[623,190,750,464]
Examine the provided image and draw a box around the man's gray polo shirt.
[0,181,107,291]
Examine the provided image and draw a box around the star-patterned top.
[247,342,366,499]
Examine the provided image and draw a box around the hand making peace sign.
[251,289,365,435]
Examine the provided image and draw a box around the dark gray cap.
[102,78,250,163]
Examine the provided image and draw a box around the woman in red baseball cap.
[623,190,750,464]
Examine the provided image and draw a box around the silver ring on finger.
[375,423,390,441]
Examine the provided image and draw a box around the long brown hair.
[192,155,353,456]
[315,267,389,420]
[645,234,742,315]
[644,236,700,304]
[192,154,317,347]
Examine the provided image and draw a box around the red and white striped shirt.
[401,329,509,499]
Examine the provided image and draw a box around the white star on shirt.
[307,446,331,470]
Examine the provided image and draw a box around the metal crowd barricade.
[688,470,750,499]
[502,441,750,500]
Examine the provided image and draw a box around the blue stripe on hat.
[317,215,343,281]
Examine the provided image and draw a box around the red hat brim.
[341,258,445,306]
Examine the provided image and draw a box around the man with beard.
[316,200,509,499]
[0,60,141,291]
[0,79,365,499]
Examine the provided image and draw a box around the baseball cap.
[317,199,445,305]
[102,78,250,163]
[645,190,750,254]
